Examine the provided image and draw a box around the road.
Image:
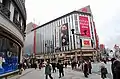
[9,62,113,79]
[10,67,102,79]
[92,62,112,79]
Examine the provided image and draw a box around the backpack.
[101,67,108,74]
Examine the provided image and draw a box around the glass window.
[69,16,70,22]
[75,20,78,26]
[74,14,77,20]
[0,36,20,75]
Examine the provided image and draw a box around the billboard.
[61,23,69,46]
[82,39,91,47]
[79,16,91,37]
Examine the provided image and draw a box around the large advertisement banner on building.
[82,39,91,47]
[61,23,69,46]
[79,16,91,37]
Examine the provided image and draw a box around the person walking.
[88,60,92,74]
[39,62,42,70]
[51,62,56,73]
[18,62,23,75]
[100,60,108,79]
[71,61,74,70]
[58,62,64,78]
[100,65,108,79]
[45,62,53,79]
[65,62,67,68]
[113,59,120,79]
[111,58,116,79]
[83,60,88,78]
[34,62,37,69]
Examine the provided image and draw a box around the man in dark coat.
[83,60,88,78]
[58,62,64,78]
[111,58,116,79]
[88,60,92,74]
[114,60,120,79]
[51,62,56,73]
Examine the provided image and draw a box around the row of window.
[36,13,91,54]
[34,13,96,54]
[0,0,25,33]
[38,14,75,53]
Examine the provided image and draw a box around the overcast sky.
[25,0,120,49]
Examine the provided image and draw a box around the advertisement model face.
[61,23,69,46]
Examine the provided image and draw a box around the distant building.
[24,22,39,56]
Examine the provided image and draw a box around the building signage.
[61,23,69,46]
[78,5,92,14]
[79,16,91,37]
[82,39,91,47]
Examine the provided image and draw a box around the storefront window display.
[0,36,20,75]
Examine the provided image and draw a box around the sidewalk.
[74,63,111,79]
[8,68,34,79]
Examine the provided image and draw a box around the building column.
[75,51,77,62]
[92,52,96,61]
[56,54,59,62]
[44,54,45,62]
[20,46,23,63]
[50,54,52,63]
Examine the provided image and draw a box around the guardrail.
[0,70,19,79]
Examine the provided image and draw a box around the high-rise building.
[24,22,38,56]
[0,0,26,76]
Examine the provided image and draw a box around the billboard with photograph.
[61,23,69,46]
[79,16,91,37]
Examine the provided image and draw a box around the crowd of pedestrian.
[18,57,120,79]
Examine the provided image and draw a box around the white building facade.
[32,6,99,61]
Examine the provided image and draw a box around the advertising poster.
[79,16,91,37]
[61,23,69,46]
[82,39,91,47]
